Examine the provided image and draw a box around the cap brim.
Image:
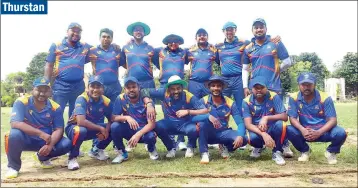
[163,36,184,45]
[205,80,228,89]
[165,80,187,89]
[124,80,139,87]
[250,82,267,88]
[127,22,150,36]
[34,84,50,88]
[253,21,266,26]
[298,79,315,84]
[89,81,103,86]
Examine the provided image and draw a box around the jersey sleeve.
[105,101,113,121]
[276,42,289,60]
[52,107,65,129]
[10,100,26,123]
[119,48,127,68]
[73,97,87,116]
[272,95,286,114]
[190,95,206,109]
[152,48,161,69]
[241,101,251,118]
[243,49,251,65]
[323,97,337,118]
[112,97,123,115]
[46,43,57,63]
[287,97,298,118]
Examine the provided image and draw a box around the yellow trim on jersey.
[184,90,193,104]
[49,99,60,111]
[101,95,111,106]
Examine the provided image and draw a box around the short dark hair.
[99,28,113,38]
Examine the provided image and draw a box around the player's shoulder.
[215,42,224,47]
[48,99,61,111]
[188,44,199,52]
[289,92,300,101]
[317,90,330,103]
[15,95,31,105]
[243,94,252,104]
[78,92,90,102]
[224,96,234,107]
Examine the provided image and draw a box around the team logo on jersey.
[112,51,115,54]
[267,46,271,49]
[89,107,92,111]
[76,103,81,107]
[29,110,33,115]
[126,104,129,109]
[221,45,225,49]
[99,108,103,112]
[64,47,69,50]
[45,113,51,118]
[97,51,102,54]
[130,45,133,49]
[314,105,319,110]
[299,103,303,109]
[11,112,16,117]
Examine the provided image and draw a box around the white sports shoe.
[250,148,263,158]
[219,145,230,159]
[68,150,85,157]
[208,144,220,149]
[166,148,176,158]
[149,148,159,160]
[177,142,187,151]
[112,150,129,164]
[126,145,135,153]
[5,167,19,179]
[200,152,210,164]
[144,144,148,152]
[68,158,80,170]
[185,147,194,158]
[272,151,286,165]
[96,149,109,161]
[325,151,337,165]
[283,145,294,158]
[298,151,310,162]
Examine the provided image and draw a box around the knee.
[187,125,199,138]
[8,128,25,142]
[111,122,122,133]
[333,126,347,141]
[154,120,166,131]
[286,125,300,138]
[143,131,156,142]
[61,137,72,151]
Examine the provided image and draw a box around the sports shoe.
[166,148,176,158]
[208,144,220,149]
[144,144,148,152]
[200,152,210,164]
[88,148,99,158]
[298,151,310,162]
[283,144,294,158]
[185,147,194,158]
[177,142,187,151]
[219,145,230,159]
[96,149,109,161]
[33,153,54,169]
[149,148,159,160]
[126,145,135,152]
[250,148,263,158]
[239,145,247,150]
[272,151,286,165]
[325,151,337,165]
[112,150,129,164]
[5,167,19,179]
[68,158,79,170]
[68,150,85,157]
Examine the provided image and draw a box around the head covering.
[33,77,50,88]
[250,76,267,88]
[222,21,237,30]
[297,72,316,84]
[162,34,184,45]
[165,75,187,89]
[126,22,150,36]
[99,28,113,38]
[124,77,139,87]
[252,18,267,26]
[88,75,104,86]
[196,28,208,36]
[68,22,82,30]
[205,75,228,89]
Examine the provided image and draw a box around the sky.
[1,1,357,80]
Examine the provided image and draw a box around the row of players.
[5,73,347,178]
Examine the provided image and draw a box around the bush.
[1,94,17,107]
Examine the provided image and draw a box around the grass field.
[1,103,357,187]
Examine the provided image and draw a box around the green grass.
[1,103,357,186]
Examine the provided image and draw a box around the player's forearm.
[289,117,305,132]
[188,108,209,116]
[266,113,288,122]
[48,128,64,147]
[242,64,250,88]
[280,57,293,73]
[318,117,337,135]
[233,114,245,136]
[138,121,155,136]
[112,115,128,123]
[11,122,44,137]
[76,117,102,131]
[44,62,54,80]
[244,118,264,136]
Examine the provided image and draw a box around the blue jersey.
[68,92,112,125]
[88,45,121,84]
[187,44,217,82]
[153,47,188,84]
[243,35,289,92]
[145,88,205,123]
[11,95,63,136]
[46,38,92,82]
[121,40,155,82]
[288,90,336,129]
[215,37,250,77]
[242,91,286,125]
[112,93,150,126]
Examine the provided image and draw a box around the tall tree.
[23,52,48,92]
[333,52,358,97]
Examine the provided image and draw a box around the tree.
[23,52,48,92]
[333,52,358,97]
[297,52,329,90]
[1,72,27,107]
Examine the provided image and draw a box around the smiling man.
[286,72,347,164]
[5,77,71,179]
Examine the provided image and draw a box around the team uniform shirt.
[288,90,336,129]
[215,37,250,77]
[242,91,286,125]
[88,45,121,85]
[145,88,206,123]
[201,94,245,136]
[46,38,92,82]
[68,92,112,125]
[112,93,149,127]
[121,40,155,82]
[243,35,289,92]
[10,95,63,136]
[153,47,188,84]
[187,44,217,82]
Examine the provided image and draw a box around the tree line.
[1,52,357,107]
